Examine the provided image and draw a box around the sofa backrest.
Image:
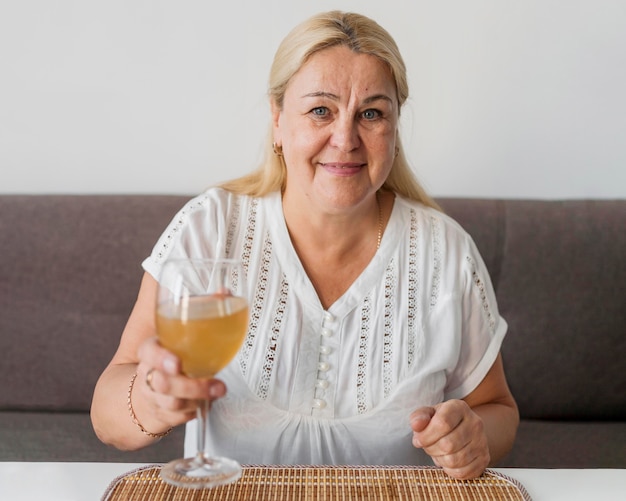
[0,195,189,412]
[1,196,624,421]
[440,199,625,421]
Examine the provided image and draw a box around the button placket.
[313,311,336,412]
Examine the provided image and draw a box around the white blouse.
[142,188,507,465]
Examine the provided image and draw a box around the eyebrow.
[302,91,393,105]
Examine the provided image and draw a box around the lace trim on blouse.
[257,270,289,400]
[429,215,442,309]
[155,194,211,262]
[240,198,258,273]
[407,209,419,367]
[383,261,396,398]
[239,200,261,377]
[225,196,241,258]
[357,293,373,414]
[466,256,496,334]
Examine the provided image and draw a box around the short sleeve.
[443,234,508,400]
[141,189,231,281]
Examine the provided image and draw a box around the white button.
[323,312,335,323]
[316,379,329,389]
[317,361,330,372]
[312,398,327,409]
[319,345,332,355]
[321,328,333,337]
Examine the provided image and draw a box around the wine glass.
[155,257,249,489]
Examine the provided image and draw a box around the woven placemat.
[102,464,532,501]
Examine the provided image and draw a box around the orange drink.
[157,295,248,378]
[156,257,248,487]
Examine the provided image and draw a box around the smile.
[320,162,365,169]
[319,162,365,176]
[320,162,366,171]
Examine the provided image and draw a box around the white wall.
[1,0,625,198]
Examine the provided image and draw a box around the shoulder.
[393,194,473,248]
[168,187,267,226]
[177,187,245,215]
[391,194,487,289]
[145,189,260,265]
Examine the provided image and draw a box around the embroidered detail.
[257,274,289,400]
[407,209,419,366]
[225,196,241,258]
[429,216,442,309]
[466,256,496,333]
[239,219,266,378]
[155,194,211,262]
[356,294,372,414]
[240,198,258,273]
[383,262,396,397]
[225,198,244,292]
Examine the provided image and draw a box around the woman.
[91,11,518,480]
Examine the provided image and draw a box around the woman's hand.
[410,400,490,480]
[134,337,227,433]
[92,272,232,451]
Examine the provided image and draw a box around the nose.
[329,115,360,152]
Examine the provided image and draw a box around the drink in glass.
[156,258,248,488]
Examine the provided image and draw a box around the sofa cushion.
[441,199,626,420]
[0,411,184,462]
[0,195,188,411]
[2,196,624,423]
[501,419,626,468]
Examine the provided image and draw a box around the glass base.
[160,455,242,489]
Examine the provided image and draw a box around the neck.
[282,192,383,259]
[280,191,387,309]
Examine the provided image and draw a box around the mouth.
[320,162,365,169]
[319,162,365,177]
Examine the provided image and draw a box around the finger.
[412,401,468,451]
[154,393,199,415]
[439,453,488,480]
[425,410,490,479]
[155,379,226,420]
[409,406,436,433]
[150,395,198,427]
[427,430,473,465]
[427,401,466,440]
[149,370,227,401]
[137,337,180,375]
[146,378,228,429]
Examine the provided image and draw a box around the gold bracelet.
[127,372,173,439]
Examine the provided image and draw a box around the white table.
[0,462,624,500]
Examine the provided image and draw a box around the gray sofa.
[1,195,624,467]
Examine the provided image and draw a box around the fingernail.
[163,356,177,374]
[208,381,224,399]
[412,434,423,448]
[411,414,430,425]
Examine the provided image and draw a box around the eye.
[310,106,329,117]
[361,109,382,120]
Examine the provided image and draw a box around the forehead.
[286,45,397,100]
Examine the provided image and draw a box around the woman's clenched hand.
[410,400,490,480]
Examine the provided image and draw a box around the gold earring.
[394,146,399,158]
[273,142,283,157]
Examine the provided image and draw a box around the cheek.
[284,125,327,159]
[367,132,396,159]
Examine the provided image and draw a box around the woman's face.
[273,44,399,213]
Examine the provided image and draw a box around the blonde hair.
[220,10,439,210]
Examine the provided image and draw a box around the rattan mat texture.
[102,464,532,501]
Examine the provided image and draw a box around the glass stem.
[196,398,211,462]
